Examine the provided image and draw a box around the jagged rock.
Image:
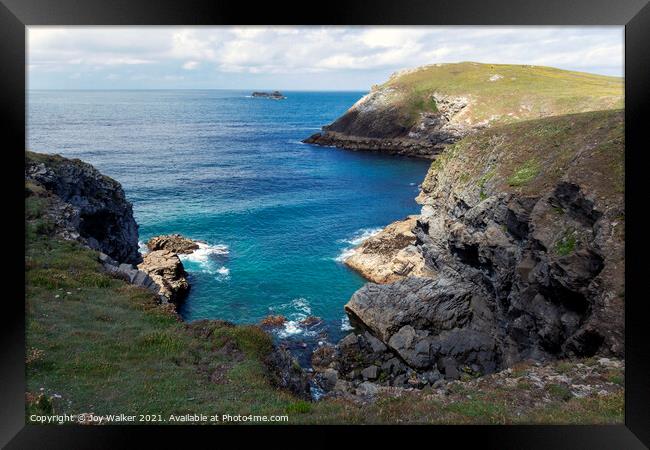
[364,331,387,353]
[100,253,159,294]
[265,346,311,399]
[25,151,141,264]
[344,216,433,283]
[259,315,287,328]
[146,234,199,254]
[299,316,323,327]
[137,250,189,304]
[311,344,338,371]
[361,365,379,380]
[318,368,339,391]
[338,110,624,382]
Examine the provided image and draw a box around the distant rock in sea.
[251,90,286,100]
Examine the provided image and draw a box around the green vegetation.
[547,384,574,401]
[507,159,540,186]
[384,62,623,127]
[285,400,311,414]
[555,232,578,256]
[25,184,624,424]
[421,109,624,201]
[478,170,496,200]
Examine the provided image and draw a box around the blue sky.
[27,26,624,90]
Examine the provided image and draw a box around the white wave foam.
[338,227,383,246]
[178,241,230,279]
[138,241,149,255]
[334,227,383,262]
[340,316,353,331]
[270,298,318,338]
[334,247,357,263]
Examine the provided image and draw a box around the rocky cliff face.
[318,110,624,391]
[304,62,623,158]
[25,151,141,264]
[303,89,471,158]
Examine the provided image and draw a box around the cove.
[27,89,431,358]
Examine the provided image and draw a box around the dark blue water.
[27,90,430,354]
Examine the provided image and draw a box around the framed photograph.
[3,0,649,447]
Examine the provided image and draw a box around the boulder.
[259,315,287,328]
[137,250,189,304]
[344,216,433,283]
[146,234,199,254]
[361,365,379,380]
[264,346,311,400]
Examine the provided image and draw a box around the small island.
[251,90,286,100]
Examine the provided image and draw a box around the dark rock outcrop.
[25,151,141,264]
[303,87,474,159]
[335,110,624,384]
[251,91,286,100]
[99,252,160,295]
[265,346,311,399]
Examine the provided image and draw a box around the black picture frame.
[3,0,649,447]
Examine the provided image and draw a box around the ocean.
[27,89,431,361]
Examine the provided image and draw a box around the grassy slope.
[26,178,623,424]
[420,109,624,200]
[381,62,623,127]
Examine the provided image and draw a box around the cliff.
[25,151,314,421]
[25,151,141,264]
[327,109,624,389]
[304,62,623,158]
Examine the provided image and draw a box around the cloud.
[27,26,623,89]
[182,61,199,70]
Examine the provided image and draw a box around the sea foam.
[270,297,318,338]
[334,227,383,262]
[178,242,230,280]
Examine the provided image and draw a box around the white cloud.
[182,61,199,70]
[27,26,623,89]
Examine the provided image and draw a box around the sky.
[27,26,624,90]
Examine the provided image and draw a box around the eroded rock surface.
[337,110,624,383]
[344,216,433,283]
[25,151,141,264]
[146,234,199,254]
[138,250,189,304]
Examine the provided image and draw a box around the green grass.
[285,400,312,414]
[420,109,624,202]
[555,233,578,256]
[547,384,574,401]
[508,159,540,186]
[384,62,623,127]
[25,159,624,424]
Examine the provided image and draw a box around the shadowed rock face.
[25,151,141,264]
[303,89,471,159]
[331,111,624,385]
[303,62,623,159]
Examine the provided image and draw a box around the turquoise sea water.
[27,90,430,357]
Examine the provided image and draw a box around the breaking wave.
[178,242,230,280]
[333,227,383,262]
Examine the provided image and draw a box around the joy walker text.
[29,413,289,424]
